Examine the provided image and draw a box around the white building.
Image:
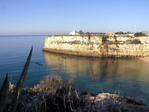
[69,30,79,35]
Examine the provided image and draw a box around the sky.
[0,0,149,35]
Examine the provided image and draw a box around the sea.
[0,35,149,105]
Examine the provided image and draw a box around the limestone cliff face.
[43,35,149,57]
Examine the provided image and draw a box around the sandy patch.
[140,57,149,63]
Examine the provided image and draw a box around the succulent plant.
[0,74,9,112]
[0,47,33,112]
[9,46,33,112]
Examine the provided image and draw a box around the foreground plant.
[9,46,33,112]
[15,78,85,112]
[0,47,33,112]
[0,74,9,112]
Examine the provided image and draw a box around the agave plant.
[0,74,9,112]
[0,47,33,112]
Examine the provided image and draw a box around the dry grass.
[33,75,65,93]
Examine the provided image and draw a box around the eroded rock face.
[43,35,149,58]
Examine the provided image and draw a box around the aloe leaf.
[10,46,33,112]
[0,73,9,112]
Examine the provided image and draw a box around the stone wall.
[43,35,149,58]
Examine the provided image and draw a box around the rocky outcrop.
[43,35,149,58]
[83,93,149,112]
[5,75,149,112]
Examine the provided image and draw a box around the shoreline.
[43,47,141,59]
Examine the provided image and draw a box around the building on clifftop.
[69,30,79,35]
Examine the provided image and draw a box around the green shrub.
[130,39,141,44]
[115,31,124,35]
[134,32,147,37]
[78,30,84,35]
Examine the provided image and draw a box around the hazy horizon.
[0,0,149,35]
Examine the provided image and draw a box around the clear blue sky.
[0,0,149,35]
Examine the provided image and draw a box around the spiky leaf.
[10,46,33,112]
[0,73,9,112]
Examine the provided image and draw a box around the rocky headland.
[43,35,149,58]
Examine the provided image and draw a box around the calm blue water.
[0,35,149,105]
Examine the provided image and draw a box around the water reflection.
[43,52,149,105]
[44,52,147,79]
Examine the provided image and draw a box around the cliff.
[43,35,149,58]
